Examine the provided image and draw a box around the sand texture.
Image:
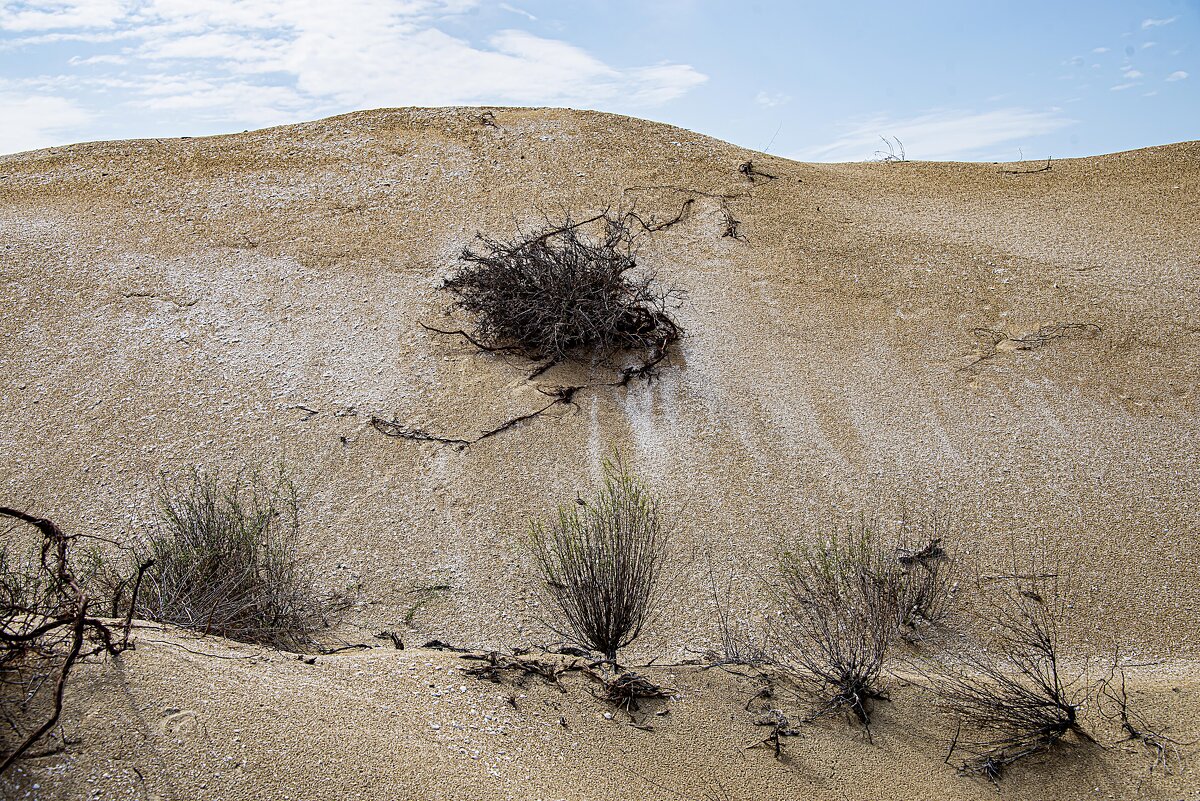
[1,107,1199,799]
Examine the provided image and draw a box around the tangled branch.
[0,508,135,774]
[443,209,685,367]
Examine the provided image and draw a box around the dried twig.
[999,158,1052,175]
[873,137,906,163]
[964,323,1102,370]
[459,650,581,691]
[1096,660,1191,774]
[0,508,134,774]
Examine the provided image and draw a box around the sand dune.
[1,108,1198,799]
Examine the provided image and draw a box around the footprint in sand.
[160,708,206,741]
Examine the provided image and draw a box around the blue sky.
[0,1,1196,160]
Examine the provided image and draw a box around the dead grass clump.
[445,213,683,367]
[528,458,667,662]
[931,579,1093,781]
[773,518,903,727]
[108,468,344,651]
[703,559,769,668]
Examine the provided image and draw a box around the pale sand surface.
[1,107,1198,799]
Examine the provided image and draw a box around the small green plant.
[773,517,904,727]
[107,467,345,651]
[528,458,667,662]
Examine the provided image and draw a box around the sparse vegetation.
[930,577,1093,781]
[443,212,684,369]
[704,559,769,667]
[528,458,667,662]
[895,511,959,631]
[104,468,345,651]
[874,136,907,162]
[772,518,903,728]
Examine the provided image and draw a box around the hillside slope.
[1,108,1198,799]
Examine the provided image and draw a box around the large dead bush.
[444,213,684,367]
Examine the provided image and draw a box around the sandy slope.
[4,627,1200,801]
[1,107,1198,799]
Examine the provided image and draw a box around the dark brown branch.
[739,161,778,182]
[1000,158,1052,175]
[0,598,87,774]
[418,323,527,354]
[121,559,154,649]
[0,508,125,775]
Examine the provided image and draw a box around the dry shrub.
[704,559,769,667]
[1,509,123,774]
[773,518,903,726]
[528,458,667,662]
[445,213,684,366]
[895,510,959,631]
[107,468,345,651]
[931,577,1092,781]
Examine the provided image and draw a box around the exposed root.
[0,508,140,774]
[584,668,675,712]
[1097,662,1191,774]
[370,384,582,448]
[371,342,675,449]
[460,650,581,691]
[964,323,1102,370]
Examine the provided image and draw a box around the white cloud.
[0,91,90,153]
[790,107,1074,162]
[1123,69,1143,79]
[1141,16,1178,28]
[1110,82,1138,91]
[498,3,536,21]
[754,90,790,108]
[67,52,126,65]
[1142,41,1157,48]
[0,0,130,31]
[1143,90,1158,96]
[1092,46,1109,53]
[0,0,707,152]
[1166,71,1188,81]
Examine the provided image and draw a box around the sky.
[0,0,1196,160]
